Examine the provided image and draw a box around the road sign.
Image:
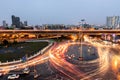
[22,56,27,63]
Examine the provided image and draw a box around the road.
[1,36,120,80]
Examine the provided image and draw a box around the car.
[9,66,18,69]
[8,74,19,79]
[34,74,38,79]
[34,69,38,78]
[23,67,30,74]
[78,57,84,61]
[0,71,5,77]
[0,73,3,77]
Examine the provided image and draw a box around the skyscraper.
[106,16,120,29]
[11,15,20,28]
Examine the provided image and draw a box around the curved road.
[0,40,52,75]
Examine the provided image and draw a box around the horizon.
[0,0,120,25]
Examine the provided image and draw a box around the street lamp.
[79,19,85,61]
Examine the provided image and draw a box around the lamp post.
[79,19,85,61]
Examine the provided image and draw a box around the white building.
[106,16,120,29]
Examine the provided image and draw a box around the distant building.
[66,25,78,29]
[83,23,91,28]
[11,15,20,28]
[24,21,28,26]
[106,16,120,29]
[43,24,66,30]
[0,26,5,30]
[2,20,8,27]
[116,23,120,29]
[20,21,24,27]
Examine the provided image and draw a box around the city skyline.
[0,0,120,25]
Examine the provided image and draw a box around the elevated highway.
[0,30,120,41]
[0,30,120,34]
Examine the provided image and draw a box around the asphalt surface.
[0,61,57,80]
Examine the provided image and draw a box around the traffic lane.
[4,61,57,80]
[0,49,50,74]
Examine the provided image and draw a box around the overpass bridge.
[0,30,120,41]
[0,29,120,34]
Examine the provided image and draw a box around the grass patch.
[0,42,48,62]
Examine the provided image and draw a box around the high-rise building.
[11,15,16,26]
[2,20,7,27]
[106,16,120,29]
[11,15,20,28]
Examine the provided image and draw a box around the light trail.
[49,43,87,80]
[0,51,49,74]
[0,35,120,79]
[49,35,120,80]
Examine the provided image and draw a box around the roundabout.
[49,36,120,80]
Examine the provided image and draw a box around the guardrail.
[28,42,53,59]
[0,40,53,66]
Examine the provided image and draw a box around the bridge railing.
[28,42,53,60]
[0,59,22,66]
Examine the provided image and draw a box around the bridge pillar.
[77,33,84,41]
[36,34,39,39]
